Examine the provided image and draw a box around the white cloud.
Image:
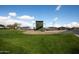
[0,16,9,25]
[0,16,8,19]
[63,22,79,28]
[9,12,16,17]
[0,16,16,25]
[0,12,35,28]
[53,17,58,21]
[54,24,61,27]
[17,15,35,20]
[0,15,34,28]
[56,5,61,11]
[46,22,61,27]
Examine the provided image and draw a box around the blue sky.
[0,5,79,28]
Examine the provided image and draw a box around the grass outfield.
[0,29,79,54]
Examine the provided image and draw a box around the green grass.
[0,29,79,54]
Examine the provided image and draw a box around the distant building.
[46,27,58,31]
[58,27,67,30]
[19,26,31,30]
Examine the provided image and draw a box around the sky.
[0,5,79,28]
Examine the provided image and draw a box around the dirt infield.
[23,30,65,34]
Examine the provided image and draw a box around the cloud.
[0,15,34,28]
[63,22,79,28]
[50,23,61,27]
[46,21,61,28]
[0,12,35,28]
[0,16,16,25]
[0,16,9,25]
[17,15,35,20]
[9,12,16,17]
[56,5,61,11]
[0,16,8,19]
[53,17,58,21]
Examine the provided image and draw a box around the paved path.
[59,29,79,37]
[72,29,79,35]
[23,30,65,35]
[74,34,79,37]
[72,29,79,37]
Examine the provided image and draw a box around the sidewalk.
[74,34,79,37]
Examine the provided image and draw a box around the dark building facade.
[35,21,44,31]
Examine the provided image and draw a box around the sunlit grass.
[0,29,79,54]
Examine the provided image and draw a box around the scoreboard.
[36,21,43,31]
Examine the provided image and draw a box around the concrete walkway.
[72,29,79,37]
[74,34,79,37]
[23,30,65,35]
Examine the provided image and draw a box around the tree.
[13,23,21,29]
[7,23,21,29]
[0,24,5,29]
